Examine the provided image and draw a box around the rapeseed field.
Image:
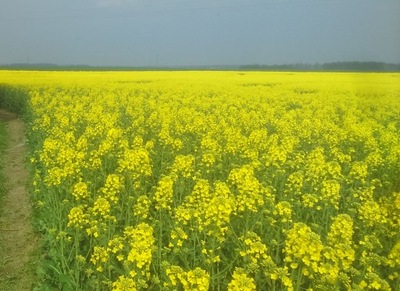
[0,71,399,290]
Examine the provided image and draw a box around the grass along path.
[0,109,37,290]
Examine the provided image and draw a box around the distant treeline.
[1,61,399,72]
[239,62,400,72]
[0,63,179,71]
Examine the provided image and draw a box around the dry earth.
[0,109,37,290]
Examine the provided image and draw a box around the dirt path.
[0,109,37,290]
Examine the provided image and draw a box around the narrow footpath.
[0,109,37,290]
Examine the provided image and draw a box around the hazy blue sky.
[1,0,399,66]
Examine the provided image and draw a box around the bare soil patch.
[0,108,37,290]
[0,109,17,122]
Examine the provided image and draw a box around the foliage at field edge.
[0,121,7,211]
[0,119,9,287]
[1,71,400,290]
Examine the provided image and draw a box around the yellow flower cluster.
[124,223,154,271]
[72,180,90,201]
[228,268,256,291]
[326,214,355,270]
[228,165,264,212]
[284,222,324,277]
[154,175,174,211]
[165,265,209,290]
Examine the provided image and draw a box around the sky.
[0,0,399,67]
